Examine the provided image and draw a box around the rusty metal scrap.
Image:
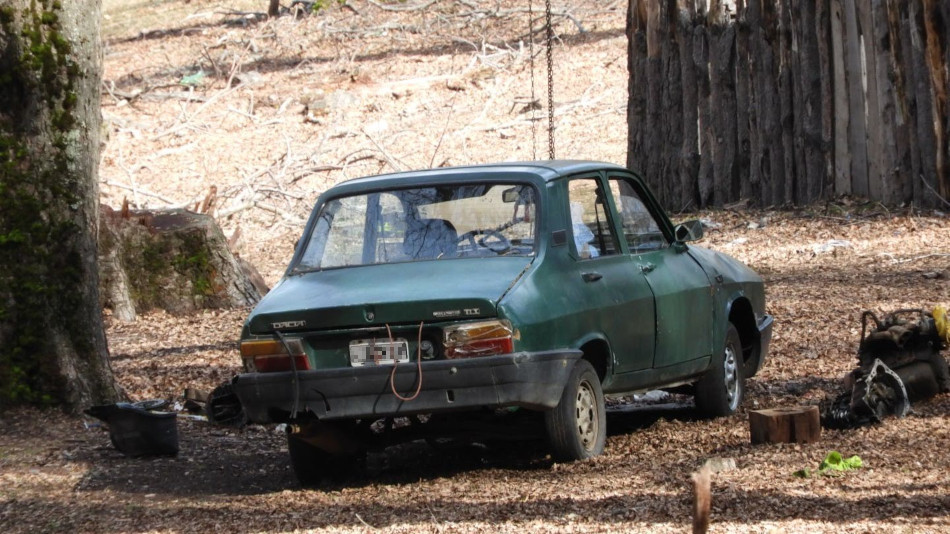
[822,308,950,430]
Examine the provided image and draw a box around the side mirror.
[674,220,704,242]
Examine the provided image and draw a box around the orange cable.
[387,321,424,401]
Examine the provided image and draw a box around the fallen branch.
[289,165,344,183]
[362,129,404,172]
[920,174,950,209]
[365,0,435,12]
[882,253,950,265]
[429,94,457,168]
[257,187,303,200]
[325,23,424,35]
[150,85,241,141]
[452,7,587,34]
[216,200,292,219]
[354,513,378,530]
[102,180,178,205]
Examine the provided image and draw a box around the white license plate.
[349,338,410,366]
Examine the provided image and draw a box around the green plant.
[794,451,864,478]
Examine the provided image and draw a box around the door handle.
[639,262,656,274]
[581,271,603,283]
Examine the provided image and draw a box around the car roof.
[326,160,631,195]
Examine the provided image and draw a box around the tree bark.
[922,0,948,204]
[708,13,737,206]
[98,207,265,320]
[778,1,796,204]
[843,0,869,197]
[906,1,940,206]
[0,0,122,410]
[816,0,834,200]
[677,5,700,210]
[830,0,852,196]
[735,3,753,202]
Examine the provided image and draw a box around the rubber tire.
[695,323,744,417]
[287,433,359,486]
[544,359,606,461]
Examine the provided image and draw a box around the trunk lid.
[246,257,532,334]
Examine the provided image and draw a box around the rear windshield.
[294,182,538,271]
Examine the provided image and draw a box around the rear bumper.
[232,349,582,423]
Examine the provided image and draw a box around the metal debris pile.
[822,307,950,429]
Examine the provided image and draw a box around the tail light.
[240,338,310,373]
[444,320,514,359]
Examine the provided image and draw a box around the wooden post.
[749,406,821,444]
[692,465,711,534]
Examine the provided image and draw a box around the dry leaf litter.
[2,1,950,533]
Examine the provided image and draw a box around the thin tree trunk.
[799,0,825,203]
[922,0,948,203]
[695,20,714,207]
[830,0,852,196]
[816,0,834,200]
[858,1,884,200]
[677,5,700,209]
[661,3,684,208]
[708,11,737,206]
[778,1,796,204]
[872,0,901,204]
[626,1,648,180]
[735,1,753,202]
[0,0,122,410]
[843,0,869,197]
[907,1,940,206]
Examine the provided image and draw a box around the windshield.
[295,182,538,271]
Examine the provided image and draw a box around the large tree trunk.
[0,0,122,410]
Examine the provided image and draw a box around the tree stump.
[98,206,267,321]
[749,406,821,444]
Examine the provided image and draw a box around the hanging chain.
[529,0,537,160]
[545,0,555,160]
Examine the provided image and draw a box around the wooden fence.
[625,0,949,209]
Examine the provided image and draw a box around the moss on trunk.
[0,0,121,410]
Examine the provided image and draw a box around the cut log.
[749,406,821,444]
[98,206,266,321]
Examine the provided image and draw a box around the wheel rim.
[575,379,599,451]
[723,343,740,411]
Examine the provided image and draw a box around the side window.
[608,178,669,253]
[302,195,368,269]
[567,178,619,259]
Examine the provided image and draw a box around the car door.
[564,175,656,374]
[605,173,715,369]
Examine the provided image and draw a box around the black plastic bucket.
[85,401,179,457]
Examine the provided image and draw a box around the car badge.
[272,320,306,329]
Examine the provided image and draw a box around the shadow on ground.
[74,400,702,497]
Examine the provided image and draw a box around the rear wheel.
[695,323,744,417]
[544,359,606,461]
[287,424,363,486]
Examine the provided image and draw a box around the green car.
[232,160,772,483]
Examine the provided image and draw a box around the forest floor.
[3,1,950,532]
